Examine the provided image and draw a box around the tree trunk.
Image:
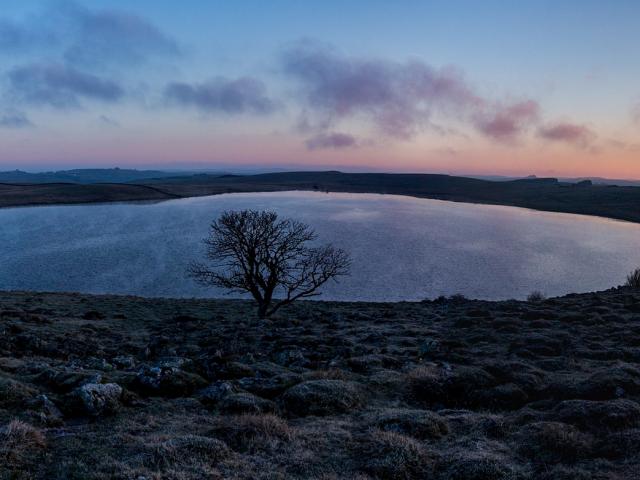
[257,302,269,318]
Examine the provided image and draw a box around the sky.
[0,1,639,178]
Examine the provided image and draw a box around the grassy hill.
[1,288,640,478]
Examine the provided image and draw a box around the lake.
[1,191,639,301]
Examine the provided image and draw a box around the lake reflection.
[1,191,639,301]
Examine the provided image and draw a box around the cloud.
[59,2,180,68]
[164,77,276,115]
[538,122,595,146]
[0,1,179,68]
[281,41,546,146]
[473,100,540,142]
[306,132,357,150]
[282,41,482,140]
[0,110,32,128]
[8,63,124,108]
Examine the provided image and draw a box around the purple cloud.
[473,100,540,142]
[164,77,276,115]
[281,41,548,146]
[306,132,357,150]
[8,63,124,108]
[282,41,482,140]
[538,122,595,146]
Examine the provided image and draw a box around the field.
[2,288,640,479]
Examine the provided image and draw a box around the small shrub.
[373,409,449,440]
[281,380,365,416]
[361,429,433,480]
[213,414,293,452]
[625,268,640,288]
[527,290,546,302]
[149,435,230,470]
[0,420,46,469]
[515,421,593,462]
[0,376,39,409]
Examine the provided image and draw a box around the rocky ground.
[2,289,640,479]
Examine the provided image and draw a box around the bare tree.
[188,210,351,317]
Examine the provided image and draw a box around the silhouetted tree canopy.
[189,210,351,317]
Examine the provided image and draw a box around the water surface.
[1,191,639,301]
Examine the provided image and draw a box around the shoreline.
[2,182,640,226]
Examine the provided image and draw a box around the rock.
[196,381,236,406]
[373,408,449,440]
[74,383,123,416]
[281,380,365,416]
[134,366,207,397]
[218,392,276,414]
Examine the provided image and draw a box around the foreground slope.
[1,288,640,479]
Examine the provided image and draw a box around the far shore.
[2,171,640,224]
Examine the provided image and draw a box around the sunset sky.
[1,1,639,178]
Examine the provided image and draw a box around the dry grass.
[360,429,433,479]
[212,413,294,453]
[0,420,47,475]
[1,288,640,478]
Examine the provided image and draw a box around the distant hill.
[2,169,640,224]
[469,174,640,187]
[0,168,208,184]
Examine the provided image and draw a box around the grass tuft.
[625,268,640,288]
[527,290,546,302]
